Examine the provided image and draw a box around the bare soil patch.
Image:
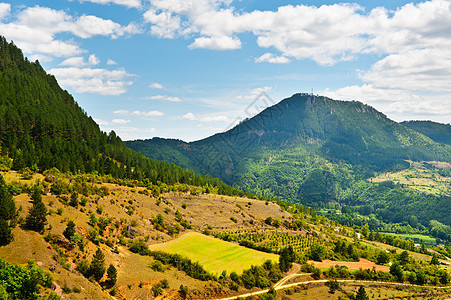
[307,258,389,272]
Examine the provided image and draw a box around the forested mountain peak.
[127,91,451,207]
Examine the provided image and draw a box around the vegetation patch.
[148,232,279,275]
[384,233,436,246]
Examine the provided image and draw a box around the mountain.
[127,93,451,205]
[401,120,451,145]
[0,36,247,197]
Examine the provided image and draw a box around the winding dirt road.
[216,269,451,300]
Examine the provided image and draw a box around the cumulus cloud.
[189,36,241,50]
[182,112,196,121]
[142,0,451,122]
[60,54,100,67]
[0,5,139,59]
[0,3,11,20]
[49,67,134,95]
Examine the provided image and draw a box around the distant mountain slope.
[0,36,246,196]
[401,120,451,145]
[127,93,451,204]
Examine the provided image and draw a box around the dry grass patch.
[307,258,389,272]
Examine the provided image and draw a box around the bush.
[129,239,150,256]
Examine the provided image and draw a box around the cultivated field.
[149,231,279,275]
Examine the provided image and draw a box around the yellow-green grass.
[149,231,279,275]
[384,232,436,245]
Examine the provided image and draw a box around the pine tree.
[107,264,117,286]
[0,174,15,245]
[355,285,369,300]
[63,220,76,240]
[25,187,47,233]
[89,248,105,282]
[0,175,15,221]
[0,219,13,246]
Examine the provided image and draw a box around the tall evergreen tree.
[355,285,369,300]
[63,220,76,240]
[24,187,47,233]
[0,174,15,245]
[107,264,117,286]
[89,248,105,282]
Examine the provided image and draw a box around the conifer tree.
[25,187,47,233]
[355,285,369,300]
[0,174,15,245]
[63,220,76,240]
[89,248,106,281]
[107,264,117,286]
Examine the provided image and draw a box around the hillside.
[0,36,249,198]
[1,169,451,299]
[401,121,451,145]
[126,94,451,204]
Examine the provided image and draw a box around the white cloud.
[255,53,290,64]
[76,0,142,9]
[0,5,139,60]
[0,3,11,20]
[149,82,164,89]
[189,36,241,50]
[182,112,196,120]
[182,112,229,122]
[113,109,129,114]
[106,59,117,65]
[49,67,134,95]
[132,110,164,117]
[60,54,100,67]
[146,95,182,102]
[143,0,451,66]
[88,54,100,65]
[112,118,131,124]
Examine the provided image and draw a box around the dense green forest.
[126,94,451,219]
[0,36,248,197]
[401,120,451,145]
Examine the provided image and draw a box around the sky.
[1,0,450,141]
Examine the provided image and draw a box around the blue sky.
[1,0,450,141]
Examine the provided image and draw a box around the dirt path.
[216,277,451,300]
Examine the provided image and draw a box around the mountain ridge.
[127,94,451,203]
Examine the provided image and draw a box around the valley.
[0,36,451,299]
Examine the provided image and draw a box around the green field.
[384,233,436,245]
[149,232,279,275]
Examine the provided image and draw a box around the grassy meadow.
[149,232,279,275]
[384,232,436,245]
